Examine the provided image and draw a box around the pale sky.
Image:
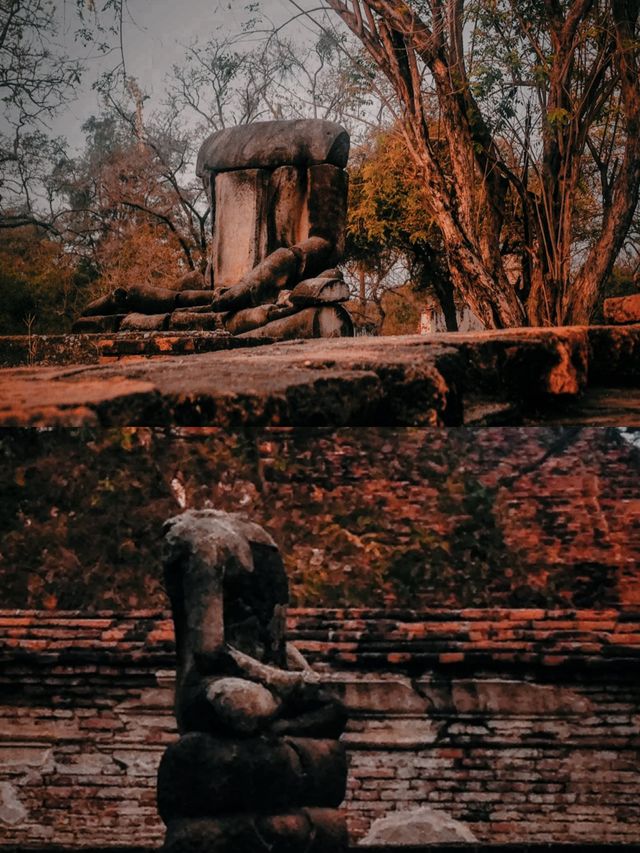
[49,0,322,148]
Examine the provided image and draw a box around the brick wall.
[1,610,639,847]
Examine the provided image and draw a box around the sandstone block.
[306,164,349,260]
[120,313,170,332]
[290,277,350,306]
[268,166,308,248]
[81,289,127,317]
[168,312,226,332]
[211,248,300,313]
[212,169,269,289]
[295,236,335,280]
[239,305,353,341]
[126,284,177,314]
[175,290,213,309]
[72,315,124,333]
[157,733,345,821]
[164,808,347,853]
[603,294,640,325]
[359,806,478,845]
[223,304,296,336]
[204,677,280,734]
[197,119,350,174]
[171,270,206,292]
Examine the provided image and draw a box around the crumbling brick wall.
[1,610,639,847]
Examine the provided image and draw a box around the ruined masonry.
[73,120,354,341]
[157,509,348,853]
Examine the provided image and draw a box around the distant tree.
[347,126,459,330]
[0,0,128,230]
[0,225,91,333]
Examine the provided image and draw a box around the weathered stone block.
[168,312,225,332]
[290,277,350,306]
[212,169,269,289]
[164,808,347,853]
[126,284,178,314]
[223,304,296,336]
[175,290,213,309]
[211,248,300,314]
[120,313,170,332]
[82,289,127,317]
[157,733,346,821]
[238,305,353,341]
[268,166,308,249]
[359,806,478,845]
[603,294,640,325]
[306,164,349,260]
[71,315,125,333]
[197,119,350,174]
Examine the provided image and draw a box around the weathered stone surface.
[603,294,640,324]
[205,678,280,733]
[0,330,260,368]
[82,288,127,317]
[159,509,348,851]
[175,290,213,308]
[71,314,125,333]
[589,325,640,385]
[164,809,347,853]
[318,268,343,280]
[224,304,296,336]
[256,808,348,852]
[285,737,348,805]
[212,169,269,289]
[197,119,350,174]
[448,680,592,716]
[3,327,640,426]
[0,372,162,427]
[359,807,478,845]
[162,509,346,740]
[290,277,349,306]
[120,313,170,332]
[268,165,308,248]
[157,733,346,820]
[163,509,288,731]
[296,236,335,279]
[306,164,349,260]
[125,284,178,314]
[0,781,27,826]
[168,312,226,332]
[211,247,300,313]
[239,305,353,340]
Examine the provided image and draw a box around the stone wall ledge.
[2,609,639,673]
[1,326,639,426]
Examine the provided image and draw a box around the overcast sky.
[50,0,320,147]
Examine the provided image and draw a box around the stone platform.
[0,325,639,426]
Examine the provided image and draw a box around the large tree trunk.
[563,0,640,324]
[328,0,640,328]
[327,0,526,328]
